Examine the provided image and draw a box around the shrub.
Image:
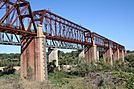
[113,60,134,73]
[2,65,16,75]
[69,61,112,77]
[48,60,57,73]
[112,71,134,89]
[125,54,134,62]
[27,66,33,80]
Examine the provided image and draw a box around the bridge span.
[0,0,125,81]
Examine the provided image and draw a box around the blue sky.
[0,0,134,53]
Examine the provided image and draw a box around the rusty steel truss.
[0,0,125,51]
[33,10,92,46]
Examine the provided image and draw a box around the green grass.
[0,71,133,89]
[48,71,79,87]
[0,73,20,79]
[112,71,134,89]
[48,71,89,89]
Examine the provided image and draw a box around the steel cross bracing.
[33,10,92,46]
[0,0,37,50]
[0,0,125,51]
[92,32,125,51]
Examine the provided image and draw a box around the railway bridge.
[0,0,125,81]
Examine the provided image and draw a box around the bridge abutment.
[21,24,48,81]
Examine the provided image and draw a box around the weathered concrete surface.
[103,48,113,65]
[96,50,99,61]
[113,48,120,63]
[119,50,125,61]
[21,24,48,81]
[48,48,58,67]
[85,42,97,62]
[78,50,85,58]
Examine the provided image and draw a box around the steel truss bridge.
[0,0,125,51]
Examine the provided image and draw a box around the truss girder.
[0,0,125,51]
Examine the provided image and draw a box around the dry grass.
[0,78,52,89]
[0,76,127,89]
[0,71,129,89]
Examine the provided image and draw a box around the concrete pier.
[85,42,97,62]
[119,50,125,61]
[21,24,48,81]
[113,48,120,63]
[78,50,85,58]
[103,48,113,65]
[48,48,58,67]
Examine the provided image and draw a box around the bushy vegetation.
[2,65,16,74]
[0,51,134,89]
[58,51,79,65]
[0,74,51,89]
[47,60,57,73]
[0,53,20,60]
[56,51,134,89]
[48,71,78,87]
[0,53,20,66]
[0,60,20,66]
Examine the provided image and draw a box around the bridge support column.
[103,48,113,65]
[48,48,58,67]
[119,50,125,62]
[113,48,120,63]
[21,24,48,81]
[78,50,85,58]
[85,42,97,62]
[96,50,99,61]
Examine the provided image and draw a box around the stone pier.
[103,47,113,65]
[78,50,85,58]
[113,48,120,63]
[48,48,58,67]
[21,24,48,81]
[119,50,125,61]
[85,42,97,62]
[96,50,100,61]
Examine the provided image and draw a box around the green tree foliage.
[48,60,57,73]
[126,50,134,53]
[125,54,134,62]
[0,65,16,77]
[0,53,20,67]
[0,53,20,60]
[2,65,16,75]
[58,51,79,65]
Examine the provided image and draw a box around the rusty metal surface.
[33,10,92,46]
[92,32,125,51]
[0,0,125,51]
[0,0,37,35]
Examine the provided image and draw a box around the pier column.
[119,50,125,62]
[85,42,97,62]
[48,48,58,67]
[103,47,113,65]
[21,24,48,81]
[96,50,99,61]
[78,50,85,58]
[113,48,120,63]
